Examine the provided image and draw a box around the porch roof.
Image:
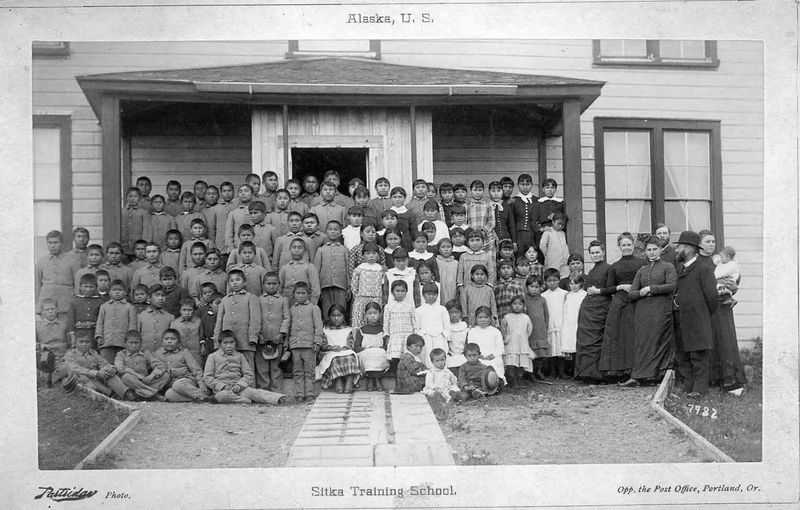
[77,57,604,129]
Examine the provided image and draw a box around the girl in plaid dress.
[348,225,386,275]
[383,280,417,375]
[317,305,360,393]
[350,243,385,329]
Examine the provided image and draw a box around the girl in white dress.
[541,268,568,378]
[465,305,506,383]
[561,272,587,378]
[445,300,468,374]
[352,302,389,391]
[316,305,360,393]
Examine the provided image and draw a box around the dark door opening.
[291,148,368,196]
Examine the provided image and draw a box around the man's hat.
[61,373,78,393]
[676,230,701,249]
[260,340,282,360]
[480,366,500,396]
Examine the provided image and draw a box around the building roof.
[80,56,604,88]
[77,57,604,131]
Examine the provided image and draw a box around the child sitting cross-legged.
[457,342,500,400]
[395,334,427,394]
[422,348,464,403]
[63,334,129,400]
[153,328,214,403]
[114,330,170,401]
[316,305,361,394]
[203,329,287,405]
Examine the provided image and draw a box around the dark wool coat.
[490,202,516,244]
[673,257,718,352]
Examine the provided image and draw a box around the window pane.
[605,200,651,233]
[33,127,61,200]
[660,40,706,59]
[665,201,710,234]
[604,131,651,199]
[34,201,62,237]
[599,39,647,57]
[664,131,710,199]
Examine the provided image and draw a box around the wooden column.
[561,99,584,251]
[282,105,290,184]
[101,95,121,245]
[409,105,418,182]
[537,135,547,183]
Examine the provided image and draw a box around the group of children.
[36,169,587,405]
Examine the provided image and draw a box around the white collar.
[390,205,408,214]
[538,196,563,203]
[684,256,698,268]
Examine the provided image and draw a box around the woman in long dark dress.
[599,233,646,381]
[621,236,677,386]
[698,230,747,394]
[574,240,615,382]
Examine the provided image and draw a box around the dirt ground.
[432,379,714,465]
[90,400,309,469]
[38,387,130,470]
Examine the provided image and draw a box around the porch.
[77,57,604,251]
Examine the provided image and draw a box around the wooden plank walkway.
[286,391,453,467]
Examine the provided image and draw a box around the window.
[287,40,380,59]
[593,40,718,68]
[33,116,72,258]
[594,118,723,263]
[32,41,70,58]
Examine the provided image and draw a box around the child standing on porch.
[369,177,392,212]
[178,219,213,274]
[288,282,324,404]
[540,212,570,279]
[120,187,150,261]
[175,192,204,244]
[148,196,177,250]
[159,230,182,275]
[415,283,450,369]
[314,220,350,322]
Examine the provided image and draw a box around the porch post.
[282,105,290,184]
[409,105,418,182]
[537,135,547,184]
[561,99,584,251]
[101,95,121,245]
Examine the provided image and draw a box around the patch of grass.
[38,387,131,470]
[663,347,762,462]
[460,448,495,465]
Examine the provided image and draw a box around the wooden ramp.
[286,392,453,467]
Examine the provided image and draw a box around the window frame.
[286,40,381,59]
[33,115,73,246]
[594,117,724,248]
[593,40,719,69]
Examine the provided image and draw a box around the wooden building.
[32,40,763,340]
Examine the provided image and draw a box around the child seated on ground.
[114,330,170,401]
[63,334,129,400]
[395,334,427,393]
[457,342,500,400]
[714,246,740,307]
[466,306,506,384]
[353,301,389,391]
[153,328,214,403]
[316,305,361,394]
[203,330,287,405]
[422,348,464,402]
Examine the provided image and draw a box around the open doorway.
[291,148,368,195]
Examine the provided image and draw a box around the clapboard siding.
[130,135,252,191]
[32,41,288,245]
[382,40,763,339]
[32,39,763,339]
[252,106,432,191]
